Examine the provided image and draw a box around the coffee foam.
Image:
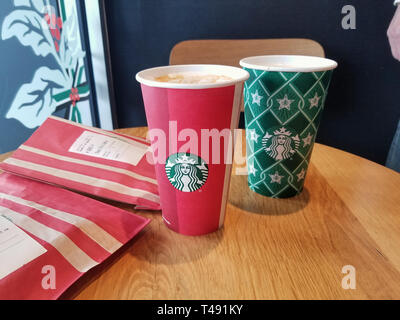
[154,72,233,84]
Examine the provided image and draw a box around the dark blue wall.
[104,0,400,165]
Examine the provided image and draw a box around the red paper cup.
[136,65,249,236]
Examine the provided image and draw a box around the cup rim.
[135,64,250,89]
[239,55,338,72]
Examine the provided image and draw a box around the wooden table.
[1,127,400,300]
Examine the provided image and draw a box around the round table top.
[1,127,400,299]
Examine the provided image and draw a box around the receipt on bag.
[0,215,47,280]
[68,131,148,166]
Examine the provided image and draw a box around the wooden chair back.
[170,39,325,66]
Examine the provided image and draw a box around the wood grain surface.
[1,127,400,300]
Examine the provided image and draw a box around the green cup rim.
[240,55,338,73]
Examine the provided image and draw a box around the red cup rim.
[135,64,250,89]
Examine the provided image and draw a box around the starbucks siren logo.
[262,127,300,161]
[165,153,208,192]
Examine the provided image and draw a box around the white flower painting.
[1,0,90,128]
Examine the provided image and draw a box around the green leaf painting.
[1,0,90,128]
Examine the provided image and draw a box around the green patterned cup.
[240,55,337,198]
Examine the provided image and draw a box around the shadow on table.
[60,207,223,299]
[130,216,224,266]
[228,174,310,215]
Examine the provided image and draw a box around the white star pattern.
[309,93,321,109]
[277,94,294,111]
[248,163,258,176]
[269,171,284,184]
[296,169,306,181]
[251,90,263,106]
[248,129,260,143]
[302,133,313,147]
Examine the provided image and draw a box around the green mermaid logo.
[165,153,208,192]
[262,127,300,161]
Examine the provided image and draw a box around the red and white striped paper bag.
[0,172,150,300]
[0,116,160,210]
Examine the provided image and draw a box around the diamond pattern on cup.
[292,162,309,191]
[298,126,317,158]
[243,67,333,198]
[270,89,301,125]
[250,164,288,195]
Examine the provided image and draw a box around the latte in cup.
[155,72,233,84]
